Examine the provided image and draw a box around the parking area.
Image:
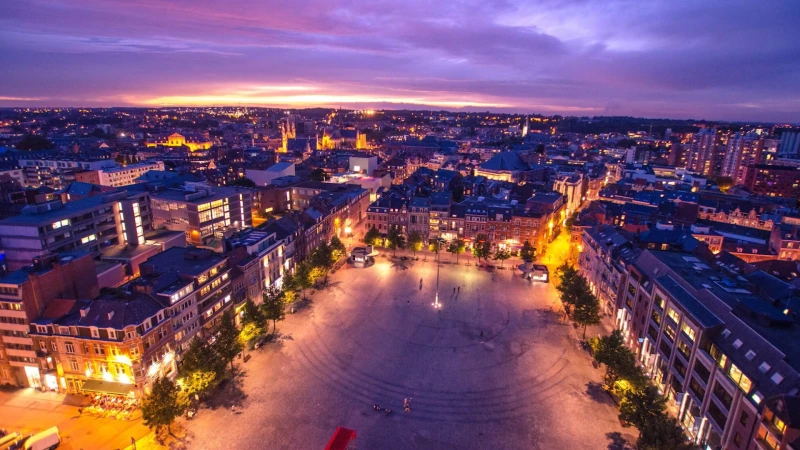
[186,256,632,449]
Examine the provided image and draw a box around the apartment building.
[225,227,289,300]
[136,247,233,347]
[0,252,99,388]
[97,161,165,187]
[150,183,252,247]
[30,292,175,397]
[578,225,639,315]
[0,189,152,271]
[614,249,800,450]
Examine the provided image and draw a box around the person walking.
[457,286,460,293]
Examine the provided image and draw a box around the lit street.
[185,255,633,449]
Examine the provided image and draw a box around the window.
[728,363,752,393]
[90,328,99,338]
[83,343,89,354]
[733,339,743,349]
[68,359,80,372]
[713,382,733,410]
[733,432,742,447]
[50,341,57,352]
[759,362,772,373]
[65,342,75,354]
[745,350,756,360]
[108,329,116,340]
[666,307,679,324]
[681,323,696,342]
[771,372,784,385]
[739,411,749,427]
[94,344,105,356]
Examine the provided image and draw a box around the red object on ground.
[325,427,357,450]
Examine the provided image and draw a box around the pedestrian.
[77,407,83,415]
[457,286,460,293]
[453,287,456,293]
[480,330,484,337]
[231,404,236,413]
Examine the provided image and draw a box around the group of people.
[79,394,139,420]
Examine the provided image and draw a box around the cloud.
[0,0,798,121]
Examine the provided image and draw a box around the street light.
[433,238,444,310]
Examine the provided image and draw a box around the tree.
[408,231,423,257]
[520,240,536,262]
[329,235,346,261]
[590,330,646,390]
[231,177,256,188]
[386,226,406,256]
[472,234,491,262]
[239,299,267,349]
[294,261,314,300]
[261,285,286,336]
[311,242,334,281]
[447,239,466,263]
[619,386,667,430]
[364,225,381,247]
[281,272,298,304]
[492,247,511,267]
[212,312,243,373]
[15,134,53,151]
[180,337,225,380]
[555,263,583,315]
[714,176,734,193]
[637,415,696,450]
[572,291,601,338]
[429,238,443,257]
[181,370,218,399]
[141,377,184,438]
[310,168,329,182]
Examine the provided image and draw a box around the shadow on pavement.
[585,381,616,406]
[606,431,635,450]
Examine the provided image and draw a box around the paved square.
[187,257,629,449]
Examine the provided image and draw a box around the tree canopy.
[141,377,184,437]
[16,134,53,151]
[364,225,381,247]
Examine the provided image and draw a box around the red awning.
[325,427,357,450]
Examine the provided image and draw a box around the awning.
[325,427,356,450]
[80,379,133,396]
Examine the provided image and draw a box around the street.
[184,254,633,449]
[0,389,149,450]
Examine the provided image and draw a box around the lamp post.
[433,238,443,310]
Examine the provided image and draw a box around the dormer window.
[90,327,99,338]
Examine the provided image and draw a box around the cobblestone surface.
[186,257,634,450]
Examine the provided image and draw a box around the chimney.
[79,307,89,318]
[108,311,115,321]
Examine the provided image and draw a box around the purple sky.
[1,0,799,122]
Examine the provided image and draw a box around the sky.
[1,0,799,122]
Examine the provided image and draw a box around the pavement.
[0,388,150,450]
[184,255,636,449]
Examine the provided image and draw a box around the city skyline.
[2,0,800,123]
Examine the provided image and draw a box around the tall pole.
[433,240,441,309]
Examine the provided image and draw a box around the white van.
[23,427,59,450]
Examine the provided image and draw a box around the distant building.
[778,131,800,159]
[97,161,165,187]
[349,155,377,175]
[686,128,722,177]
[145,132,212,152]
[245,162,295,187]
[743,164,800,198]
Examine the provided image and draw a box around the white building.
[98,161,165,187]
[246,162,296,186]
[349,155,378,176]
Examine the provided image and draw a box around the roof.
[479,151,529,171]
[141,247,226,277]
[656,275,723,328]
